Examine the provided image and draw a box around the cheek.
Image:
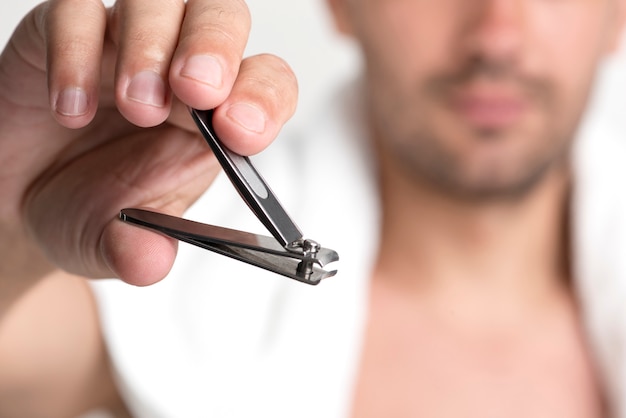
[354,1,460,88]
[355,3,462,141]
[529,3,611,101]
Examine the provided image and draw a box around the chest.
[350,284,605,418]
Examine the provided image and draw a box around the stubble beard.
[383,126,573,203]
[371,61,581,203]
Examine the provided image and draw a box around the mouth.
[447,84,528,131]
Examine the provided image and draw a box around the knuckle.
[54,37,95,61]
[259,54,295,75]
[254,54,298,97]
[48,0,105,22]
[238,55,298,117]
[194,0,251,25]
[46,0,105,31]
[109,0,185,52]
[45,0,106,51]
[182,23,239,50]
[184,0,251,42]
[126,29,173,63]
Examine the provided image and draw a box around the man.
[1,0,625,416]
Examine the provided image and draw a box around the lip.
[448,88,527,130]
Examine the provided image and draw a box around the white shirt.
[91,78,626,417]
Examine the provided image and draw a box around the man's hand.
[0,0,298,286]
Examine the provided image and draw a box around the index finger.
[169,0,251,110]
[45,0,107,128]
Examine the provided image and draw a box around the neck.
[373,136,572,314]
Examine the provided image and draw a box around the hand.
[0,0,298,285]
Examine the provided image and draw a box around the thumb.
[100,215,179,287]
[24,126,219,286]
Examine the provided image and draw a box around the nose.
[464,0,525,62]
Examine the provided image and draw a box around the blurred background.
[1,0,624,135]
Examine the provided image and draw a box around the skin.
[328,0,625,199]
[0,0,298,286]
[0,0,624,416]
[0,0,296,416]
[323,0,625,416]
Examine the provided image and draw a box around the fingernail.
[226,103,267,134]
[180,55,224,88]
[126,70,166,107]
[55,87,88,117]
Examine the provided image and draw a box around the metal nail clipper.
[119,108,338,285]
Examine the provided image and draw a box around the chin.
[443,155,567,201]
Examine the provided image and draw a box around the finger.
[169,0,251,110]
[110,0,185,127]
[166,54,298,154]
[45,0,106,128]
[100,219,179,286]
[211,54,299,156]
[24,125,220,285]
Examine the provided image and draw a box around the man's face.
[330,0,625,199]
